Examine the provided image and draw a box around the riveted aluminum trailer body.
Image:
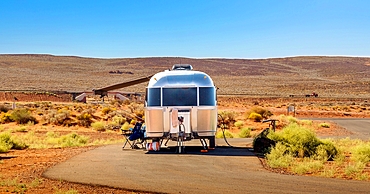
[144,65,217,147]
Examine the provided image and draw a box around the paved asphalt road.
[44,120,370,194]
[310,118,370,140]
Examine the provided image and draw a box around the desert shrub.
[299,120,313,126]
[128,102,144,119]
[314,139,337,161]
[59,132,88,147]
[248,112,263,122]
[245,107,273,119]
[9,136,28,150]
[101,106,116,115]
[121,122,131,131]
[105,110,119,119]
[43,109,71,126]
[345,162,366,177]
[291,158,324,174]
[10,109,37,124]
[112,115,126,125]
[77,112,93,127]
[0,132,12,152]
[46,131,60,138]
[0,132,28,152]
[14,126,28,132]
[218,111,237,129]
[234,120,244,128]
[0,112,13,123]
[266,142,294,168]
[91,122,106,131]
[238,127,251,138]
[351,142,370,163]
[278,115,297,125]
[128,102,142,113]
[318,123,330,128]
[215,130,234,138]
[108,115,127,129]
[267,123,337,159]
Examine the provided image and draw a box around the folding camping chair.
[121,122,146,149]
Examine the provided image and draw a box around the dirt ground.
[0,96,369,193]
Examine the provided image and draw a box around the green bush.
[0,132,28,152]
[102,106,116,115]
[0,112,13,123]
[266,142,294,168]
[111,115,126,126]
[267,123,337,159]
[291,158,324,174]
[351,142,370,163]
[345,162,366,177]
[59,133,88,147]
[15,126,28,132]
[9,136,28,150]
[10,109,37,124]
[238,127,251,138]
[245,107,273,119]
[91,122,106,131]
[299,120,313,126]
[234,121,244,128]
[215,130,234,138]
[314,139,337,161]
[278,115,298,126]
[248,112,263,122]
[43,110,71,126]
[121,122,131,131]
[0,132,12,152]
[77,112,93,127]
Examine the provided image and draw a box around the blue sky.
[1,0,369,59]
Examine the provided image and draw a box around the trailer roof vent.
[172,64,193,71]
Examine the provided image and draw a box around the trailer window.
[199,87,216,106]
[147,88,161,106]
[163,88,197,106]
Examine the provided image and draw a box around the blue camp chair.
[122,122,146,149]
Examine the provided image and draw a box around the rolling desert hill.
[0,54,369,98]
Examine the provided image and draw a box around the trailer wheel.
[209,136,216,149]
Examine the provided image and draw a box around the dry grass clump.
[91,121,106,131]
[0,132,28,153]
[77,111,93,127]
[43,109,72,126]
[215,130,235,138]
[9,109,37,125]
[245,107,272,122]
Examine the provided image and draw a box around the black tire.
[209,136,216,149]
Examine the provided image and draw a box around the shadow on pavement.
[145,145,255,156]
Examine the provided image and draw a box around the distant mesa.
[109,70,134,74]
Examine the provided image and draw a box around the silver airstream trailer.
[144,64,217,152]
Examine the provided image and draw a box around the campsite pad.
[44,138,370,194]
